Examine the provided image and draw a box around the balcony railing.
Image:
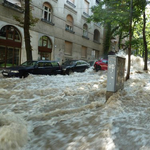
[41,18,55,26]
[83,12,90,18]
[3,0,24,13]
[66,0,76,8]
[82,35,89,40]
[65,28,75,34]
[93,40,100,44]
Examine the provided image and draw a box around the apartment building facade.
[0,0,104,68]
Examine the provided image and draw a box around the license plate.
[3,72,8,75]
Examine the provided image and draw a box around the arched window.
[42,2,52,22]
[66,15,73,31]
[38,36,52,60]
[83,24,88,37]
[0,25,21,68]
[93,29,100,42]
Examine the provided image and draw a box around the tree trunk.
[143,11,148,71]
[118,31,122,50]
[126,0,133,81]
[103,23,111,55]
[24,0,32,61]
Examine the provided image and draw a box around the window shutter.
[81,46,87,58]
[95,50,99,59]
[65,41,72,55]
[84,0,89,14]
[67,15,73,26]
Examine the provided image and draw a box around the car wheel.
[67,69,73,75]
[23,73,29,78]
[84,68,87,72]
[95,65,101,72]
[20,73,29,78]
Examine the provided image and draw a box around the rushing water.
[0,55,150,150]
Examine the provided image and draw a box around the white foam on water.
[0,113,28,150]
[0,53,150,150]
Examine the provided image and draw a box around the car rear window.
[102,60,108,64]
[38,62,45,67]
[51,62,59,67]
[44,62,52,67]
[21,61,37,66]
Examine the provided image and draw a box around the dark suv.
[62,60,90,75]
[2,60,62,78]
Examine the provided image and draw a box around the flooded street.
[0,57,150,150]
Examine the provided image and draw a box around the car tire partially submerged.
[67,69,73,75]
[95,65,101,72]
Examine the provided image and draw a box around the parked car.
[88,60,98,67]
[62,60,90,75]
[94,58,108,71]
[2,60,62,78]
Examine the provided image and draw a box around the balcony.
[66,0,76,8]
[93,40,100,44]
[41,18,55,26]
[3,0,24,13]
[65,27,75,34]
[83,12,90,18]
[82,35,89,40]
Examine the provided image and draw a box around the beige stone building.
[0,0,104,68]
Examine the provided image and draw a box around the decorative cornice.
[52,0,58,3]
[83,12,90,18]
[41,18,55,26]
[82,35,89,40]
[81,15,88,21]
[65,28,75,34]
[66,0,76,8]
[3,0,24,13]
[93,40,100,44]
[64,4,77,14]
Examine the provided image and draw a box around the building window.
[42,2,52,22]
[0,25,21,68]
[84,0,89,14]
[83,24,88,37]
[38,36,52,60]
[93,29,100,43]
[92,50,99,59]
[65,15,74,33]
[81,46,87,58]
[65,41,72,55]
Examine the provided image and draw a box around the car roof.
[29,60,58,63]
[66,60,88,62]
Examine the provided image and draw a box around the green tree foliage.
[88,0,148,79]
[88,0,146,52]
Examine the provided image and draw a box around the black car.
[62,60,90,75]
[2,60,62,78]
